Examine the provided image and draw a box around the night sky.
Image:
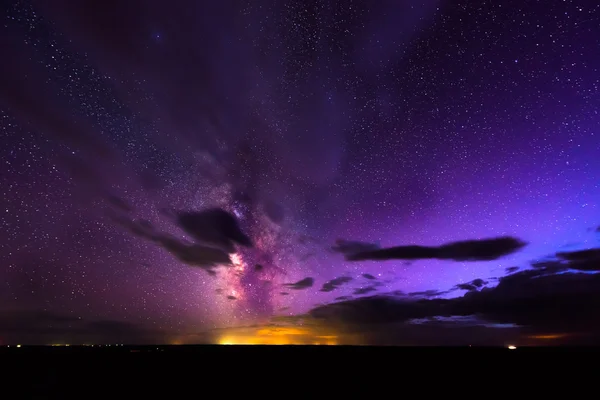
[1,0,599,345]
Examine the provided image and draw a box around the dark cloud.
[310,296,436,325]
[470,278,487,288]
[454,278,488,291]
[175,208,252,253]
[352,279,385,296]
[331,239,380,257]
[353,323,523,346]
[280,292,289,296]
[454,284,477,291]
[353,286,378,295]
[149,236,231,272]
[254,264,264,272]
[283,277,314,290]
[335,296,352,301]
[555,248,600,271]
[0,310,165,345]
[320,276,353,292]
[227,295,237,300]
[308,253,600,337]
[505,266,520,274]
[203,316,523,346]
[346,236,527,262]
[111,216,231,274]
[408,289,450,298]
[362,273,377,280]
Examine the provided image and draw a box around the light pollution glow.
[217,326,339,345]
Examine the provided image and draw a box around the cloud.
[175,208,252,253]
[505,266,520,274]
[352,279,386,296]
[307,250,600,337]
[150,234,231,270]
[454,278,488,292]
[346,236,527,262]
[407,289,450,298]
[362,273,377,280]
[0,310,165,345]
[199,316,523,346]
[283,277,314,290]
[320,276,353,293]
[331,239,380,257]
[555,248,600,271]
[227,296,237,300]
[111,216,231,274]
[353,286,378,295]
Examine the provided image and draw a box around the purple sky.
[0,0,599,341]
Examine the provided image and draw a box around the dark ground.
[2,345,592,396]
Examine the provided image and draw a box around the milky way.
[1,0,599,338]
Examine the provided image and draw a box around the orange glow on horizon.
[255,327,309,336]
[527,333,570,340]
[218,336,338,345]
[217,326,339,345]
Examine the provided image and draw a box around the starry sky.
[1,0,599,345]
